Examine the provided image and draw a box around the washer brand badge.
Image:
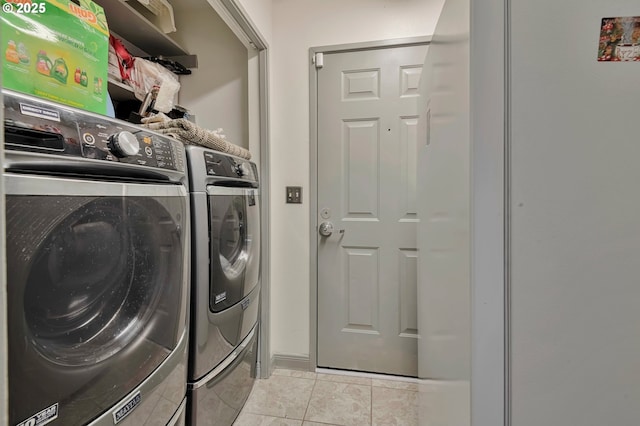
[240,297,251,310]
[16,403,58,426]
[112,391,141,424]
[19,103,61,122]
[215,291,227,304]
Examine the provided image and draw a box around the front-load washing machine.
[185,146,260,426]
[3,90,190,426]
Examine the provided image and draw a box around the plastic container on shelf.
[132,0,176,33]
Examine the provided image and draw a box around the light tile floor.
[235,369,419,426]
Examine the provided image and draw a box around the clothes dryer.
[185,147,260,426]
[4,90,190,426]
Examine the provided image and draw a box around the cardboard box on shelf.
[1,0,110,114]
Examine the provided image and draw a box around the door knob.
[319,222,345,237]
[319,221,334,237]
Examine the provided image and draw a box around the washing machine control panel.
[2,90,185,173]
[77,117,184,172]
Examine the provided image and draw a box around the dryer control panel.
[3,90,185,173]
[203,150,258,183]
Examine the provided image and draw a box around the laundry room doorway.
[310,38,429,377]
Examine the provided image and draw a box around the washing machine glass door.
[207,187,260,312]
[6,174,188,426]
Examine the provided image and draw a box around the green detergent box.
[2,0,109,114]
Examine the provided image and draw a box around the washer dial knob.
[108,131,140,157]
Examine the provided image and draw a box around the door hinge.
[313,52,324,69]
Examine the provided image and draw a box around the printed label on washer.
[112,391,141,424]
[19,103,60,122]
[16,403,58,426]
[215,292,227,304]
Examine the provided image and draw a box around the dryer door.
[6,174,188,426]
[206,187,260,312]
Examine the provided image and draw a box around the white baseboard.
[271,354,312,372]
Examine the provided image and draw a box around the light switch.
[286,186,302,204]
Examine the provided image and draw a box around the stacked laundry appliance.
[185,146,261,426]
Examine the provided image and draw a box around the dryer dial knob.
[108,131,140,157]
[236,162,250,177]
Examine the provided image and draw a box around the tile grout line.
[369,382,373,426]
[315,368,420,384]
[301,374,318,425]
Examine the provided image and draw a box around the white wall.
[271,0,444,357]
[171,1,249,148]
[510,0,640,424]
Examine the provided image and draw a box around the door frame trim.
[308,36,431,372]
[470,0,509,424]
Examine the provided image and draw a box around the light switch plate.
[286,186,302,204]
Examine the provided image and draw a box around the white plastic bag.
[129,57,180,113]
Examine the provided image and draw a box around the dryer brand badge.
[16,403,58,426]
[112,391,141,424]
[215,292,227,304]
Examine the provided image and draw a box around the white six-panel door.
[316,43,428,376]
